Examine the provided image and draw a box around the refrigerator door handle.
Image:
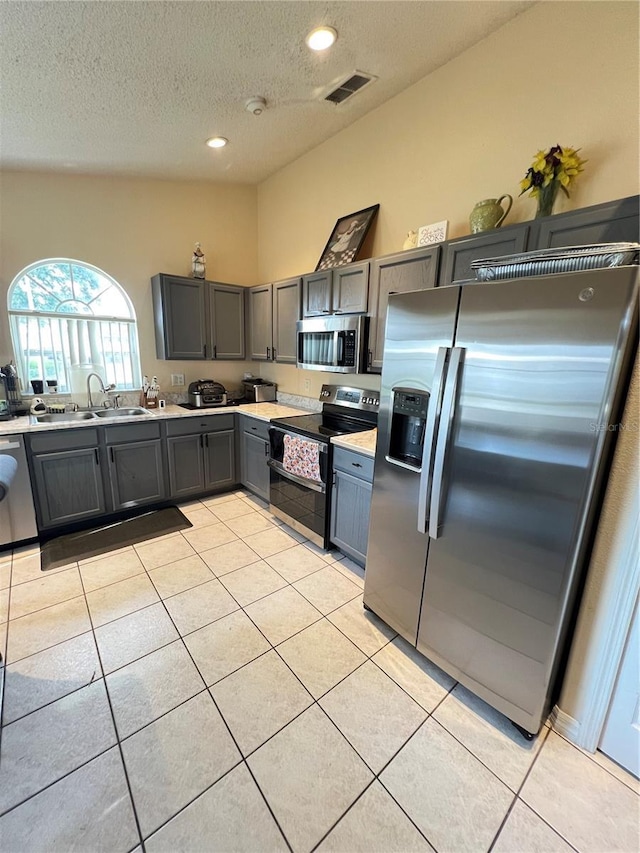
[417,346,449,534]
[428,346,464,539]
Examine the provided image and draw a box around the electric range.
[268,384,379,548]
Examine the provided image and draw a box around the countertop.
[331,429,377,458]
[0,401,308,437]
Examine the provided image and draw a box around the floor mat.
[40,506,192,571]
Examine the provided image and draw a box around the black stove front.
[267,385,379,548]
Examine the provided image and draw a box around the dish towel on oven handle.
[282,434,322,483]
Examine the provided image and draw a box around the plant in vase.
[520,145,586,218]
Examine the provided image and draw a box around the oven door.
[268,427,329,547]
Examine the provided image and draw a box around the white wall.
[256,0,639,396]
[0,171,258,395]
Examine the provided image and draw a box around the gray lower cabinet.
[204,430,235,491]
[240,416,270,501]
[166,415,236,497]
[107,439,166,510]
[368,246,440,372]
[167,434,205,497]
[330,448,374,566]
[32,446,106,528]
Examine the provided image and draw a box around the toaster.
[242,378,277,403]
[187,379,228,408]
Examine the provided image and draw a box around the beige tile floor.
[0,489,638,853]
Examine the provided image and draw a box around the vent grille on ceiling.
[324,71,377,104]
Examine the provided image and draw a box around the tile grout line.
[142,561,295,853]
[0,550,14,753]
[0,741,120,821]
[484,724,575,853]
[76,569,148,853]
[551,726,640,797]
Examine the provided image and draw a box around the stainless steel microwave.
[296,315,368,373]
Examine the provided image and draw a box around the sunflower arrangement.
[519,145,586,217]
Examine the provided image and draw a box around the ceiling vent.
[324,71,377,105]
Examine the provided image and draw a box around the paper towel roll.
[0,454,18,502]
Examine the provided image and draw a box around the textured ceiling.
[0,1,534,183]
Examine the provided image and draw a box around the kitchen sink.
[34,411,98,423]
[93,407,150,418]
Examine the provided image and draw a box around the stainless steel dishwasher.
[0,434,38,548]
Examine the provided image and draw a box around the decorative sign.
[417,220,449,246]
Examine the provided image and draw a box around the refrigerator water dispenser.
[387,387,429,467]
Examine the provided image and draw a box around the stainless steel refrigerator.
[363,266,638,736]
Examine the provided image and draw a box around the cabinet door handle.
[94,448,100,466]
[352,462,362,468]
[200,434,204,448]
[368,350,373,367]
[213,345,217,359]
[203,344,207,358]
[264,443,269,457]
[266,347,271,359]
[322,309,331,313]
[110,447,114,463]
[251,426,257,431]
[205,434,209,448]
[272,348,276,360]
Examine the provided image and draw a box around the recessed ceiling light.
[306,26,337,51]
[206,136,228,149]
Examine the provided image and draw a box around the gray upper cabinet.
[535,195,640,248]
[332,262,369,313]
[302,271,332,316]
[368,246,440,372]
[152,274,207,359]
[302,263,369,317]
[249,277,301,363]
[439,224,530,288]
[152,273,245,360]
[210,283,245,359]
[273,277,301,364]
[248,284,274,360]
[32,446,106,529]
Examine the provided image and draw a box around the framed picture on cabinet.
[315,204,380,271]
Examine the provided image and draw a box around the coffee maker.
[0,363,26,419]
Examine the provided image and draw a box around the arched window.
[8,259,141,394]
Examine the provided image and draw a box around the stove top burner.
[270,409,376,442]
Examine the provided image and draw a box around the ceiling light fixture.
[306,26,337,51]
[206,136,228,149]
[245,96,267,116]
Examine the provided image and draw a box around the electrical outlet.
[302,379,310,394]
[171,373,185,386]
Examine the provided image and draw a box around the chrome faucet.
[86,373,115,409]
